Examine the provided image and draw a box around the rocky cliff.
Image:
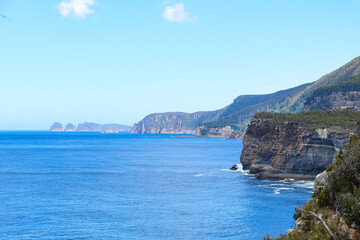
[267,134,360,239]
[131,111,225,134]
[240,110,360,180]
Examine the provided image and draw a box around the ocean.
[0,132,313,239]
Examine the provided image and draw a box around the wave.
[220,163,250,175]
[194,173,205,177]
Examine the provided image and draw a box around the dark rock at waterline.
[229,164,239,171]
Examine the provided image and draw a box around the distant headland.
[50,122,132,133]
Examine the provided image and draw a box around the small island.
[50,122,132,133]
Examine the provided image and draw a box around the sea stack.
[65,123,76,132]
[50,122,64,132]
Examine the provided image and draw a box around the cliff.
[240,110,360,180]
[131,111,225,134]
[132,56,360,137]
[131,83,311,135]
[266,134,360,240]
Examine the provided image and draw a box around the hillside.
[132,56,360,136]
[131,83,311,134]
[198,56,360,137]
[304,75,360,111]
[288,56,360,112]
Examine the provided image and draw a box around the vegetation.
[305,76,360,110]
[264,133,360,239]
[253,110,360,130]
[287,56,360,112]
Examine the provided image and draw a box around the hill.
[132,56,360,137]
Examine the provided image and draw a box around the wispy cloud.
[58,0,95,19]
[163,3,197,23]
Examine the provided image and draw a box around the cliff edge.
[240,110,360,180]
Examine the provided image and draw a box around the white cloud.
[163,3,197,23]
[58,0,95,19]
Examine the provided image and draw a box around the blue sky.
[1,0,360,129]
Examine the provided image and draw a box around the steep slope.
[288,56,360,112]
[197,83,312,137]
[131,84,312,134]
[304,75,360,111]
[132,56,360,136]
[198,56,360,137]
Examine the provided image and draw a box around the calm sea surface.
[0,132,313,239]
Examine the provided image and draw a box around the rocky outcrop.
[240,110,360,180]
[65,123,76,132]
[50,122,64,132]
[49,122,132,133]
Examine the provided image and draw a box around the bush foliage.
[265,132,360,239]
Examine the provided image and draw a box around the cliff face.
[131,111,224,134]
[268,135,360,239]
[240,111,360,180]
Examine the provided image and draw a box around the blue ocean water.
[0,132,313,239]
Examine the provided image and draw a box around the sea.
[0,132,314,240]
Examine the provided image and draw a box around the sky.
[1,0,360,130]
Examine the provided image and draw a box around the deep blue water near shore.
[0,132,313,239]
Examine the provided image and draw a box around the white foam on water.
[274,189,280,194]
[221,163,250,175]
[194,173,205,177]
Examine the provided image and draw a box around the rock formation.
[49,122,132,133]
[65,123,76,132]
[50,122,64,132]
[240,110,360,180]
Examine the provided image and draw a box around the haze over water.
[0,132,313,239]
